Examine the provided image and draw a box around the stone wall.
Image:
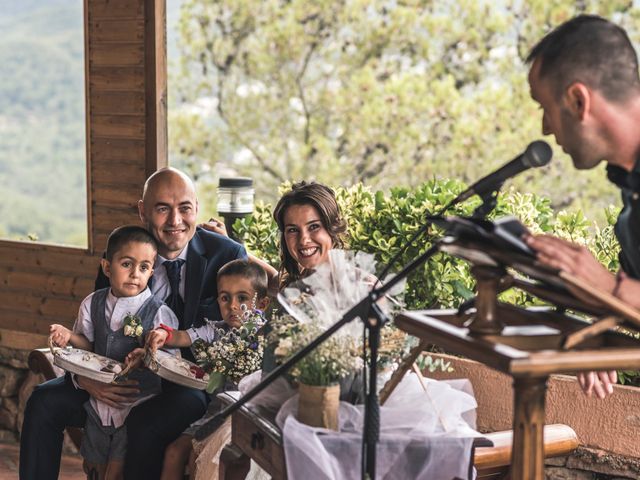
[546,448,640,479]
[0,347,30,443]
[0,346,78,453]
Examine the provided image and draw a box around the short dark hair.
[217,259,269,299]
[272,181,347,287]
[526,14,640,102]
[106,225,158,261]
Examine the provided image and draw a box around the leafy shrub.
[235,180,619,311]
[235,180,640,384]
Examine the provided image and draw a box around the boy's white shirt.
[73,287,179,427]
[186,321,220,344]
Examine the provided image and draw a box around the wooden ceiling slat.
[91,91,145,115]
[0,245,99,275]
[91,185,141,209]
[91,138,145,161]
[91,114,145,140]
[90,19,144,43]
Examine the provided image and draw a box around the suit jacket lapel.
[183,233,206,329]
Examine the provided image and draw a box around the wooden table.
[217,392,287,480]
[216,390,578,480]
[395,306,640,480]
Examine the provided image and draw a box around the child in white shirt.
[50,225,178,480]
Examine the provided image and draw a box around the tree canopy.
[169,0,639,223]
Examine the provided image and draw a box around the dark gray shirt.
[607,163,640,279]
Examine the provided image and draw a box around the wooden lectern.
[389,231,640,480]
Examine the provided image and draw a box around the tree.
[169,0,637,221]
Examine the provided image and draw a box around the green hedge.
[235,180,640,384]
[235,179,620,311]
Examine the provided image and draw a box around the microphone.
[451,140,552,205]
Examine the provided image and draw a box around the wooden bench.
[475,424,578,479]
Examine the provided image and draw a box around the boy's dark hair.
[105,225,158,261]
[217,259,269,298]
[526,14,640,102]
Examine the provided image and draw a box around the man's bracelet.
[158,323,174,342]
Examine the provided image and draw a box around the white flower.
[274,337,292,357]
[123,313,143,338]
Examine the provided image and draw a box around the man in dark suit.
[20,168,247,480]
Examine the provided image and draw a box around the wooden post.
[144,0,168,173]
[468,266,505,335]
[511,376,548,480]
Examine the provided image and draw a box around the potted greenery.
[268,315,361,430]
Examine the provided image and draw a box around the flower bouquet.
[268,314,362,386]
[192,304,266,394]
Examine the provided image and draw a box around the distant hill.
[0,0,87,246]
[0,0,188,247]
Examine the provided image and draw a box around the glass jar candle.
[217,177,254,215]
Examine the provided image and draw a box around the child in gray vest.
[49,225,179,480]
[143,259,270,479]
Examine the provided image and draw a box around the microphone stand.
[450,183,505,316]
[194,241,443,480]
[471,181,504,219]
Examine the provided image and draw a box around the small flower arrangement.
[192,303,266,393]
[268,314,363,386]
[123,313,143,339]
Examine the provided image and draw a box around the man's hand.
[525,234,619,399]
[49,324,72,348]
[146,328,169,352]
[76,375,139,408]
[525,234,616,292]
[577,370,617,399]
[525,234,617,308]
